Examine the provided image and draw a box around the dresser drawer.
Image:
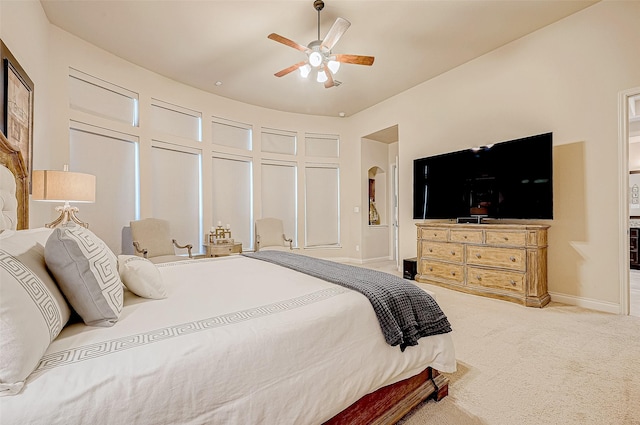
[205,242,242,257]
[485,230,526,246]
[421,241,464,263]
[466,246,526,271]
[420,227,449,241]
[467,267,525,292]
[420,260,464,283]
[450,229,483,243]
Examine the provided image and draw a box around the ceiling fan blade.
[334,54,375,66]
[323,64,335,89]
[321,17,351,50]
[268,33,308,52]
[274,61,307,77]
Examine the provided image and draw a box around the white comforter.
[1,256,456,425]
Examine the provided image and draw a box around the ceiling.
[40,0,599,118]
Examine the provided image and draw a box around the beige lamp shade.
[32,170,96,203]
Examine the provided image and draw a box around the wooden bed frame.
[0,135,448,423]
[325,367,448,424]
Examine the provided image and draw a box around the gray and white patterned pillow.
[0,227,70,396]
[45,225,123,327]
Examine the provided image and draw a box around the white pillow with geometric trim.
[45,225,123,327]
[0,227,71,396]
[117,255,167,299]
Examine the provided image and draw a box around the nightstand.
[204,242,242,257]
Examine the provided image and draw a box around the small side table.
[204,242,242,257]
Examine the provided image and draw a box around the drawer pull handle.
[475,253,481,258]
[429,267,433,272]
[451,271,456,276]
[476,275,482,281]
[510,279,517,286]
[504,237,509,241]
[450,250,456,255]
[428,248,433,253]
[463,235,468,239]
[509,256,516,262]
[434,233,438,236]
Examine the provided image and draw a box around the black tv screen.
[413,133,553,220]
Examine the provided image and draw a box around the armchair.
[130,218,193,263]
[255,218,293,251]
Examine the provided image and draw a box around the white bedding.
[1,255,456,425]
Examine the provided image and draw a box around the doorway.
[361,125,399,267]
[391,157,399,269]
[619,88,640,317]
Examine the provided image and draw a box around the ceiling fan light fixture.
[327,60,340,74]
[299,64,311,78]
[268,0,374,88]
[309,51,323,68]
[317,70,328,83]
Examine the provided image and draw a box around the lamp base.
[45,203,89,229]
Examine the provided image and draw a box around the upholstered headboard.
[0,131,29,230]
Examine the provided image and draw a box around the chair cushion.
[45,225,123,327]
[130,218,175,258]
[256,218,286,249]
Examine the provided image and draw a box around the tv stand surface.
[415,222,550,307]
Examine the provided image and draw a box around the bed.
[0,141,456,424]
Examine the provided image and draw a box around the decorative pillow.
[0,228,70,396]
[117,255,167,299]
[45,225,123,327]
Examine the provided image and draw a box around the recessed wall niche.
[368,166,386,225]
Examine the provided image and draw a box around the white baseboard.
[548,292,621,314]
[332,256,393,265]
[361,256,393,264]
[329,257,356,263]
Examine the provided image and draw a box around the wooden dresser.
[415,223,550,307]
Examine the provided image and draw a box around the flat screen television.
[413,132,553,220]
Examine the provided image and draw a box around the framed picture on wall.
[1,39,34,192]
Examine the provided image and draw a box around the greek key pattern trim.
[34,286,349,372]
[0,250,62,341]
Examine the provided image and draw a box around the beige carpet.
[401,283,640,425]
[356,261,640,425]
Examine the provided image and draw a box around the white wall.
[1,0,356,259]
[0,0,55,228]
[347,0,640,310]
[3,0,640,311]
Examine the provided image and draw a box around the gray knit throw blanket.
[243,250,452,351]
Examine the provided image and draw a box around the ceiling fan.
[268,0,375,88]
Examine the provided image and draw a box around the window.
[151,142,202,253]
[261,161,297,246]
[305,165,340,247]
[69,121,139,254]
[212,117,252,151]
[305,133,339,158]
[211,155,253,250]
[150,99,202,141]
[69,68,138,126]
[262,128,296,155]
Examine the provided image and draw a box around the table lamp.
[31,165,96,228]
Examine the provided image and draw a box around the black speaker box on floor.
[403,257,417,280]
